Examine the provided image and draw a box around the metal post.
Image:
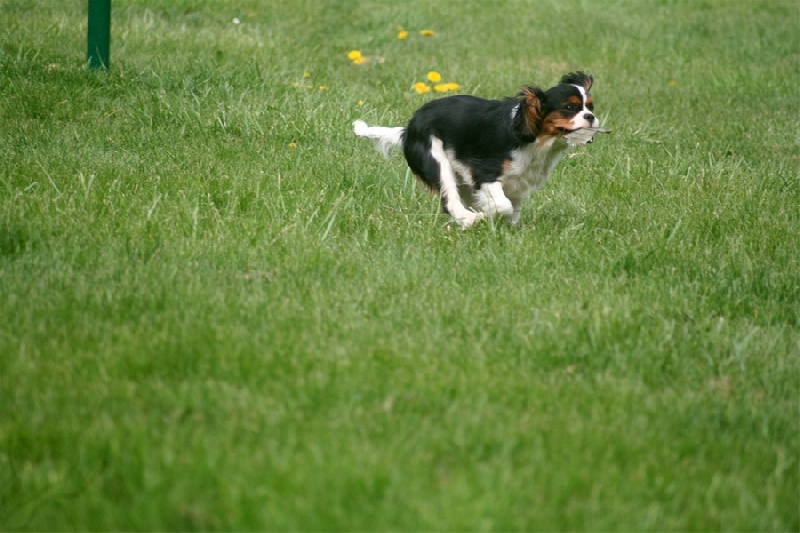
[87,0,111,70]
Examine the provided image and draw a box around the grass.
[1,0,798,530]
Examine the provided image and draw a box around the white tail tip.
[352,120,369,136]
[352,120,405,157]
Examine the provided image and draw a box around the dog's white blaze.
[569,85,600,129]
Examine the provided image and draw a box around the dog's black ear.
[518,85,547,140]
[560,71,593,92]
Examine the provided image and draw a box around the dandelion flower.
[427,71,442,83]
[319,85,329,91]
[288,142,297,149]
[348,50,368,64]
[303,72,311,79]
[420,29,435,36]
[398,30,409,39]
[413,82,431,94]
[434,82,460,93]
[357,100,365,106]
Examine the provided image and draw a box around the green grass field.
[1,0,798,530]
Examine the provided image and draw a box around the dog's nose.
[584,113,595,123]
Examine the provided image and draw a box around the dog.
[353,72,601,228]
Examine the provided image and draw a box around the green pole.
[87,0,111,70]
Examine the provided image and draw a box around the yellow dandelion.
[347,50,363,61]
[427,71,442,83]
[357,100,365,106]
[420,29,435,36]
[413,81,431,94]
[319,85,329,91]
[288,142,297,149]
[303,72,311,79]
[398,30,409,39]
[434,82,460,93]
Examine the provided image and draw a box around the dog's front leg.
[475,182,514,220]
[508,197,524,224]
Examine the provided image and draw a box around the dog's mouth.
[563,127,612,146]
[543,118,594,137]
[560,125,600,134]
[556,126,585,136]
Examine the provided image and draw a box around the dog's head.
[518,72,599,140]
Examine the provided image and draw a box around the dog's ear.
[560,71,593,92]
[518,85,546,140]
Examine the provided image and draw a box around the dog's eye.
[587,103,595,111]
[564,104,577,112]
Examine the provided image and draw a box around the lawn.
[1,0,798,530]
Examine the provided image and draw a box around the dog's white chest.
[501,137,570,199]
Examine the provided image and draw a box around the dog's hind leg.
[429,136,484,228]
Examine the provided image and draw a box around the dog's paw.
[455,211,485,229]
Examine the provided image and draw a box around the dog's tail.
[352,120,405,157]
